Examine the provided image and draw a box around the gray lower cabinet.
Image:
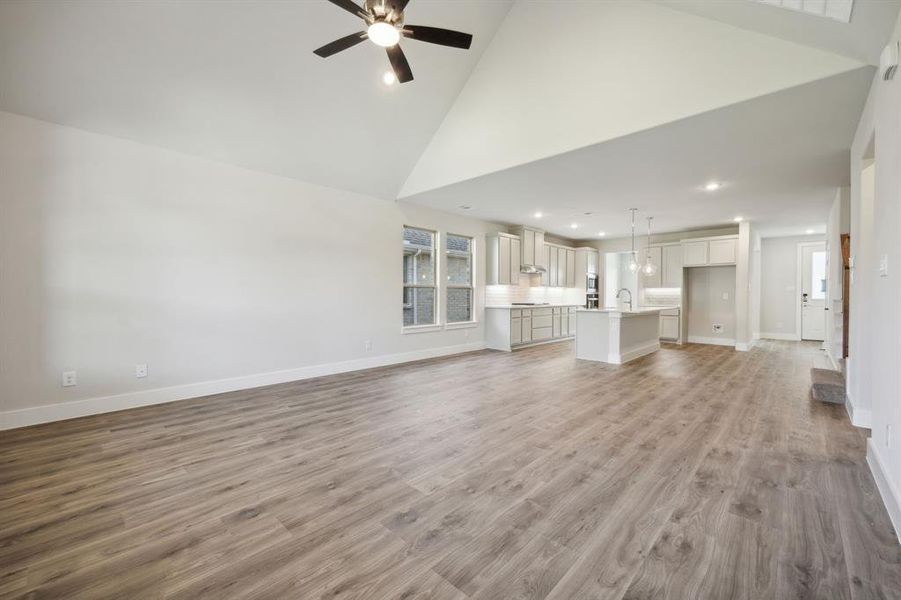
[486,306,579,351]
[513,306,576,347]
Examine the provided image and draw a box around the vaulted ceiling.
[1,0,898,237]
[0,0,513,199]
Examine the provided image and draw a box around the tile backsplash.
[641,287,682,307]
[486,274,584,306]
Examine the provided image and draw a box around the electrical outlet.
[135,364,148,378]
[712,324,724,333]
[880,254,889,277]
[62,371,77,387]
[364,340,372,352]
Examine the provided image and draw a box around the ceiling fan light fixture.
[382,70,397,85]
[367,21,400,47]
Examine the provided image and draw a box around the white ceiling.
[400,66,874,239]
[0,0,893,240]
[0,0,512,200]
[399,0,865,199]
[655,0,900,65]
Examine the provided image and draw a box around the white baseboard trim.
[687,336,736,347]
[759,332,802,341]
[735,342,751,352]
[752,332,761,340]
[0,341,488,431]
[867,439,901,545]
[845,390,872,429]
[609,341,660,365]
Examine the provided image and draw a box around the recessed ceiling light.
[806,229,815,234]
[705,182,721,191]
[368,22,400,48]
[533,211,543,218]
[733,216,743,222]
[598,231,606,237]
[382,70,397,86]
[570,223,579,229]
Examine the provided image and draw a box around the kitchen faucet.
[616,288,632,311]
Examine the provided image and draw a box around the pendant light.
[642,216,658,277]
[627,208,640,273]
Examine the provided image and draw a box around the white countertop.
[486,304,583,309]
[576,307,666,316]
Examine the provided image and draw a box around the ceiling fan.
[313,0,473,84]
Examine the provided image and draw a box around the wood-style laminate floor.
[2,341,900,599]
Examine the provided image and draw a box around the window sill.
[402,324,442,335]
[445,321,478,330]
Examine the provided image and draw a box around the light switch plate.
[135,364,148,378]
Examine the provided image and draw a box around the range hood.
[520,264,547,274]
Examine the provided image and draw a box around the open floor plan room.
[2,0,901,598]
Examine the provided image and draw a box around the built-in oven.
[586,274,599,309]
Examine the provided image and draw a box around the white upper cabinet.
[682,241,709,266]
[587,249,599,275]
[487,233,522,285]
[708,238,737,265]
[548,244,559,286]
[566,248,576,287]
[522,228,535,265]
[681,236,738,268]
[662,244,682,287]
[511,226,546,270]
[642,246,663,287]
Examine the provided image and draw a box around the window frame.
[402,225,440,333]
[445,232,476,327]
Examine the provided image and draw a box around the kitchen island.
[575,307,663,364]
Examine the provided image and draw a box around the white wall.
[759,234,825,339]
[849,12,901,538]
[825,186,850,364]
[686,266,736,345]
[0,111,505,428]
[749,229,762,341]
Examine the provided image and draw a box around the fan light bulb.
[382,70,396,85]
[368,21,400,47]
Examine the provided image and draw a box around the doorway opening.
[798,241,827,341]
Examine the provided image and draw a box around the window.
[811,250,827,300]
[446,234,473,323]
[403,226,436,327]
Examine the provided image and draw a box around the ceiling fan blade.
[313,31,368,57]
[386,45,413,83]
[327,0,369,20]
[385,0,411,14]
[402,25,472,49]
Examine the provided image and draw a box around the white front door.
[801,242,827,341]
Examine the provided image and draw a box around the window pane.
[447,288,472,323]
[403,287,436,326]
[446,234,472,286]
[403,227,435,286]
[811,251,826,300]
[446,234,471,253]
[447,254,471,286]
